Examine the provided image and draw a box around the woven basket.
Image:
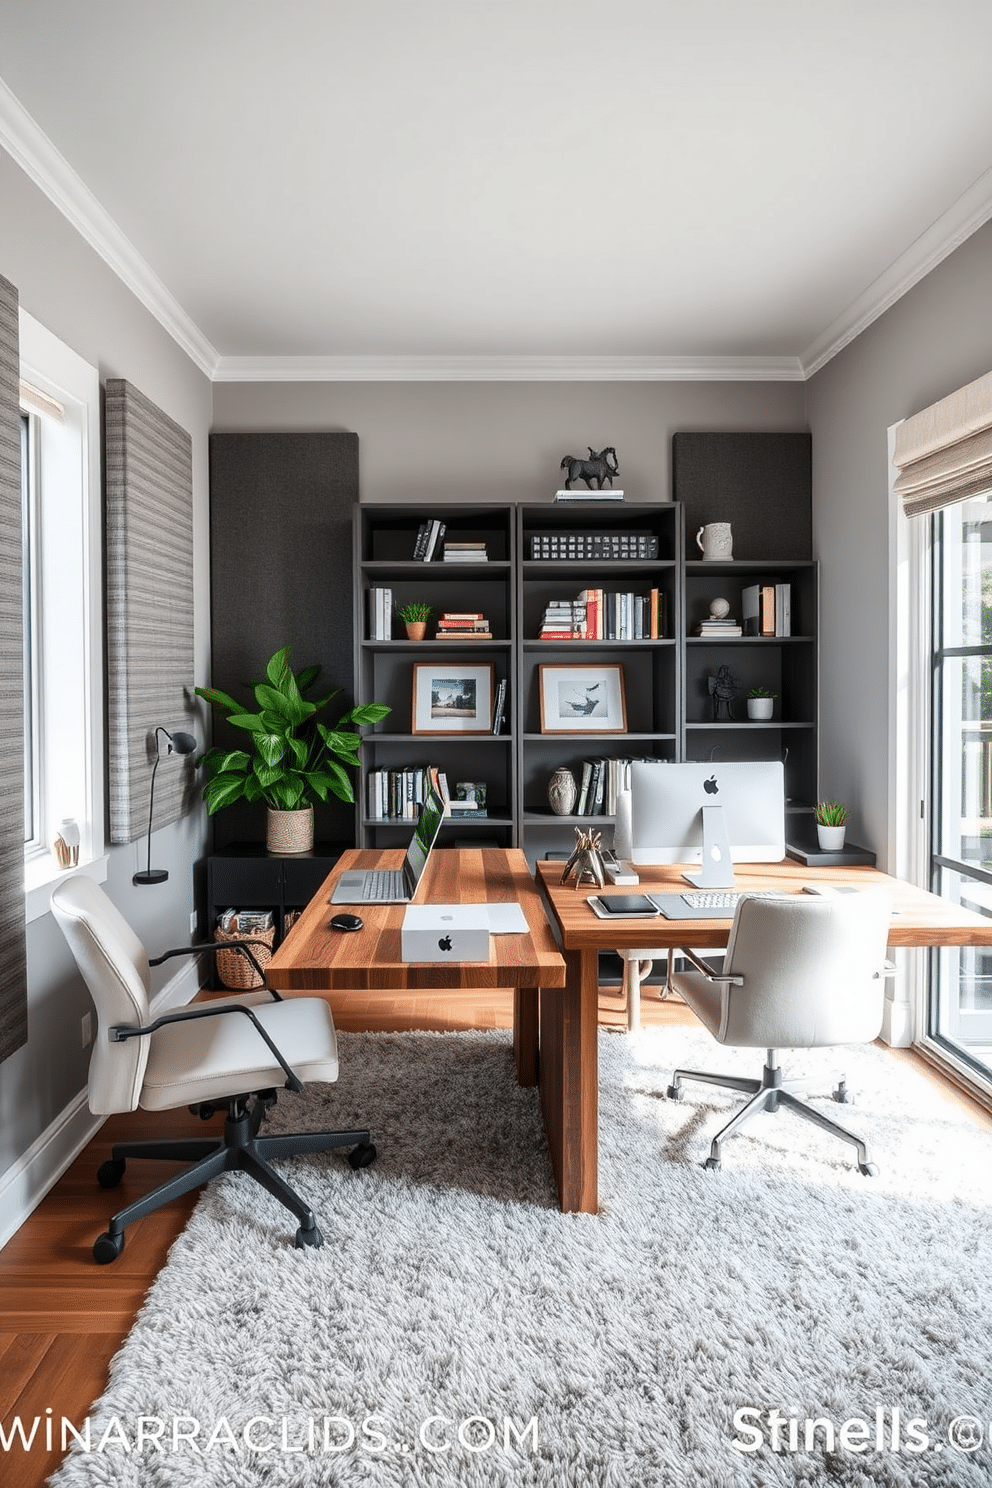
[213,923,275,990]
[266,805,314,854]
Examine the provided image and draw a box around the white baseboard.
[0,956,204,1253]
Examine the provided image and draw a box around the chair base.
[666,1050,876,1175]
[93,1092,374,1262]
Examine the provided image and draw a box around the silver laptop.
[330,786,446,903]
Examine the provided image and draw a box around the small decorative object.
[412,662,495,734]
[815,801,848,851]
[746,686,777,721]
[133,727,197,884]
[548,766,578,816]
[559,446,620,490]
[710,597,731,620]
[53,817,80,869]
[696,522,734,561]
[561,827,606,889]
[196,647,390,850]
[539,663,627,734]
[397,601,433,641]
[708,665,740,720]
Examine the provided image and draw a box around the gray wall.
[807,218,992,866]
[211,381,808,506]
[0,148,212,1184]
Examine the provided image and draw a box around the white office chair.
[51,876,376,1263]
[665,890,893,1173]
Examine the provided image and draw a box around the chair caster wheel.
[666,1084,684,1102]
[97,1158,126,1189]
[348,1142,377,1170]
[703,1156,722,1171]
[93,1231,125,1264]
[858,1162,878,1177]
[295,1224,323,1250]
[832,1081,852,1105]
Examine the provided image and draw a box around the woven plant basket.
[266,805,314,854]
[213,923,275,990]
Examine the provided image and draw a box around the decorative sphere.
[709,597,731,619]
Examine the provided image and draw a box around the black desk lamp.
[133,727,197,886]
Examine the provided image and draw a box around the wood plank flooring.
[1,983,989,1488]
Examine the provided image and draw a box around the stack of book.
[553,489,625,503]
[443,540,488,563]
[412,519,446,561]
[696,613,743,637]
[539,600,588,639]
[435,610,493,640]
[742,583,792,636]
[448,782,488,819]
[367,586,393,640]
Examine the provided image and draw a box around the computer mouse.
[330,913,363,932]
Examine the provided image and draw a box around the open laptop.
[330,786,446,903]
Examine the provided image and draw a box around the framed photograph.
[539,663,627,734]
[412,663,495,735]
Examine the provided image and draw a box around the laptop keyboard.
[680,889,787,910]
[364,869,404,901]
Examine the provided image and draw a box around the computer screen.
[403,785,446,894]
[627,760,786,866]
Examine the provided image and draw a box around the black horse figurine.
[559,446,620,490]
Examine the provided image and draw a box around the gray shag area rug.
[50,1027,992,1487]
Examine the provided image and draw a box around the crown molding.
[213,352,806,382]
[801,166,992,379]
[0,80,220,379]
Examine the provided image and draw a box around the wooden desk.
[536,858,992,1213]
[266,848,570,1199]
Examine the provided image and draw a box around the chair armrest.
[148,941,281,998]
[109,1003,303,1093]
[676,946,745,986]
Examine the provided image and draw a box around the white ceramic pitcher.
[696,523,733,561]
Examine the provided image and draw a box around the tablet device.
[588,894,661,919]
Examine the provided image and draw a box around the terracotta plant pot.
[405,621,427,641]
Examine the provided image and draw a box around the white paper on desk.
[409,902,529,934]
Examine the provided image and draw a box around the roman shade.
[0,273,28,1063]
[893,369,992,517]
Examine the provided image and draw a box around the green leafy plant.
[814,800,848,828]
[396,601,433,623]
[747,686,778,699]
[195,646,390,814]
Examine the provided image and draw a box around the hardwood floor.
[1,983,989,1488]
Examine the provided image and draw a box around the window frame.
[19,311,106,922]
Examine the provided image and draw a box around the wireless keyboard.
[680,889,787,910]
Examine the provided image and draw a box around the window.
[19,311,105,921]
[928,495,992,1083]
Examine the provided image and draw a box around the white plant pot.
[747,697,774,720]
[816,824,846,851]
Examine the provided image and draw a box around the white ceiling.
[2,0,992,380]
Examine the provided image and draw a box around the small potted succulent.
[397,601,433,641]
[746,686,777,721]
[814,801,848,851]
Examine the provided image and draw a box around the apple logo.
[438,935,453,952]
[703,775,719,796]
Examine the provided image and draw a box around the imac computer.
[627,760,786,887]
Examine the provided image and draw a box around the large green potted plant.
[195,646,389,852]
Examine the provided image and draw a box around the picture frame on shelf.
[538,663,627,734]
[412,663,495,735]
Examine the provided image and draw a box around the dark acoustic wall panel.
[672,432,812,561]
[208,433,358,848]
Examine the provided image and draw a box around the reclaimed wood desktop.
[265,849,575,1202]
[536,857,992,1213]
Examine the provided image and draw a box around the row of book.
[538,588,667,640]
[412,519,447,560]
[742,583,792,636]
[435,610,493,639]
[367,765,491,821]
[571,757,633,817]
[368,586,394,640]
[530,531,658,560]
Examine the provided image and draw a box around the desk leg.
[538,947,598,1214]
[513,986,539,1087]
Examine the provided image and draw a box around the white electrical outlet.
[189,910,198,938]
[81,1011,92,1047]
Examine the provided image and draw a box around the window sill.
[25,852,109,925]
